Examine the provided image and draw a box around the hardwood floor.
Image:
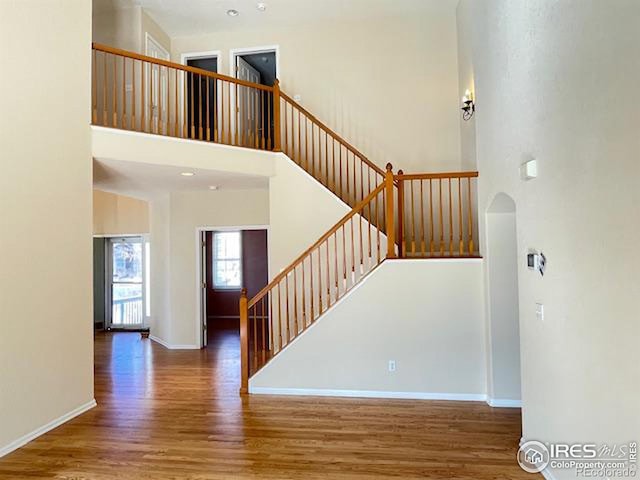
[0,329,532,479]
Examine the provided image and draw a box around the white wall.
[458,0,640,474]
[0,0,94,455]
[149,189,270,347]
[171,4,462,174]
[251,260,486,398]
[268,155,351,276]
[93,189,149,235]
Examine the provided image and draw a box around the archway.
[485,193,521,406]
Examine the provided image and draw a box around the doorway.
[485,193,522,407]
[182,52,219,140]
[231,47,278,148]
[106,236,146,330]
[145,34,170,134]
[198,228,268,348]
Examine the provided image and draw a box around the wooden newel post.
[397,170,404,259]
[272,79,282,152]
[239,288,249,394]
[385,163,396,259]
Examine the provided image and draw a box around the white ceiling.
[103,0,456,38]
[94,157,268,200]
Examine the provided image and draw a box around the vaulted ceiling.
[94,0,457,37]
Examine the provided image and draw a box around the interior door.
[146,37,170,134]
[108,237,144,329]
[200,231,208,347]
[236,56,261,147]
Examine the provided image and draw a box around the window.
[213,231,242,289]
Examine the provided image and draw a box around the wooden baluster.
[141,60,146,132]
[206,77,210,141]
[439,179,445,255]
[92,50,97,124]
[334,232,339,299]
[189,73,194,138]
[272,79,281,152]
[375,190,381,263]
[260,299,266,365]
[339,145,343,201]
[385,164,396,259]
[293,267,299,336]
[214,80,219,142]
[326,241,331,307]
[301,257,306,329]
[350,215,355,281]
[342,223,347,285]
[121,57,126,129]
[311,123,315,175]
[332,139,336,192]
[198,75,203,140]
[173,69,178,137]
[261,90,265,149]
[102,52,108,126]
[397,172,404,258]
[112,54,117,127]
[449,178,454,256]
[253,90,260,148]
[277,281,283,348]
[345,148,350,203]
[317,246,323,315]
[297,109,302,166]
[283,101,288,155]
[239,288,248,394]
[458,178,464,255]
[285,274,290,343]
[468,177,475,255]
[235,82,239,146]
[429,179,434,255]
[309,249,314,324]
[410,179,416,254]
[420,180,426,256]
[252,305,257,374]
[182,72,187,138]
[325,132,329,187]
[269,292,275,351]
[267,92,272,150]
[304,119,309,171]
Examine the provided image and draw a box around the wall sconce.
[461,89,475,121]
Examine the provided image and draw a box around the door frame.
[229,46,279,147]
[180,50,221,135]
[195,225,270,348]
[229,45,280,81]
[144,33,170,133]
[105,235,147,330]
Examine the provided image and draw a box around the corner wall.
[93,189,150,235]
[251,260,486,399]
[458,0,640,474]
[0,0,94,455]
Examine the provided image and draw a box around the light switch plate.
[536,303,544,322]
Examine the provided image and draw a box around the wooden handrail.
[248,181,387,308]
[280,91,385,177]
[92,42,275,92]
[395,171,479,180]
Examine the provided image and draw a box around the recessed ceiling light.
[227,9,239,17]
[256,3,267,11]
[208,185,219,190]
[180,172,195,177]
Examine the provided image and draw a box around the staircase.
[91,43,480,394]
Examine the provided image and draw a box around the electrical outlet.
[536,303,544,322]
[388,360,396,372]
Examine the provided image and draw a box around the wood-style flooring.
[0,328,533,479]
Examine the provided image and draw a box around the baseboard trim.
[248,387,487,402]
[149,335,199,350]
[0,399,97,458]
[487,398,522,408]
